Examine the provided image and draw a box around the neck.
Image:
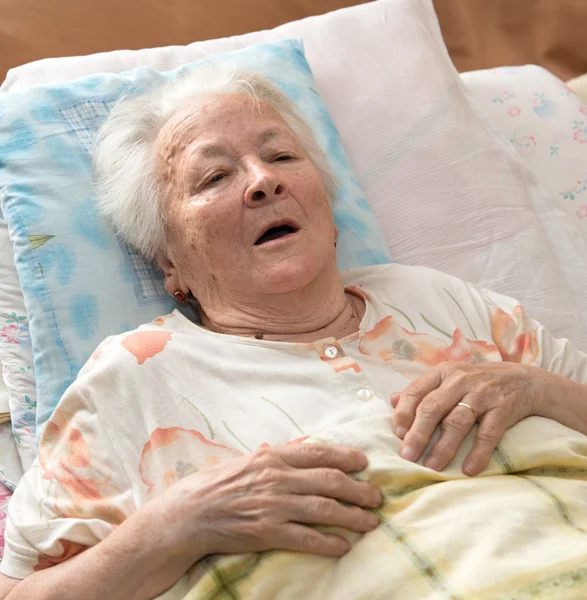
[197,269,365,343]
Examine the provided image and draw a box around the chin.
[258,254,330,293]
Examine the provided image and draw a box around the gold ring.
[457,402,478,421]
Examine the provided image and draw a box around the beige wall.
[0,0,368,81]
[1,0,585,83]
[434,0,587,81]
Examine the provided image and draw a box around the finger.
[423,402,478,471]
[279,444,368,473]
[289,495,380,533]
[393,369,443,439]
[288,468,382,507]
[462,412,509,477]
[390,392,400,408]
[275,523,351,557]
[400,383,465,463]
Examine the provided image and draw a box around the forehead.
[156,93,292,155]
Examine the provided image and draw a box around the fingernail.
[401,445,418,462]
[395,426,407,439]
[424,456,440,471]
[354,451,368,467]
[463,459,475,476]
[368,514,379,528]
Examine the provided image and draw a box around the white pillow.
[462,65,587,245]
[1,0,587,355]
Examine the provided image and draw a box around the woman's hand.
[391,361,540,476]
[155,444,382,563]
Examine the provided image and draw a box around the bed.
[1,0,587,593]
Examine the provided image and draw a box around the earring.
[174,290,187,303]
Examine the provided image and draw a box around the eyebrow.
[259,128,281,143]
[198,145,226,159]
[190,127,290,162]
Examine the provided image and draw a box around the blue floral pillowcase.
[0,39,391,441]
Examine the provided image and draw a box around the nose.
[244,162,288,207]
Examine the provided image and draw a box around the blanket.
[173,415,587,600]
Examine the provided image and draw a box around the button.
[356,387,374,401]
[324,345,339,359]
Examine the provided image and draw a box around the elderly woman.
[1,69,587,600]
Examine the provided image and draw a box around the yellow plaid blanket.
[175,415,587,600]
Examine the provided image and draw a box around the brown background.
[0,0,585,83]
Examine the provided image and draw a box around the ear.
[156,250,189,298]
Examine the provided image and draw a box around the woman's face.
[155,93,337,304]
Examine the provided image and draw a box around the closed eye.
[206,173,226,186]
[274,155,294,162]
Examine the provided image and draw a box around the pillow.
[0,38,390,437]
[568,73,587,104]
[461,65,587,244]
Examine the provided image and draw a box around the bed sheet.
[0,369,8,414]
[0,216,35,473]
[0,481,11,562]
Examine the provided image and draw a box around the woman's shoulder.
[77,311,189,380]
[341,262,470,290]
[341,262,499,315]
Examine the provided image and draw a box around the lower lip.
[256,231,298,247]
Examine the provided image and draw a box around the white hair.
[93,67,338,262]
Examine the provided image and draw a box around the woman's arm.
[390,276,587,475]
[5,497,199,600]
[4,443,380,600]
[532,367,587,435]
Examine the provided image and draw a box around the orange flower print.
[490,305,540,364]
[259,436,309,448]
[33,539,88,572]
[89,337,114,362]
[326,356,361,374]
[359,316,501,378]
[39,407,127,524]
[121,330,172,365]
[152,314,173,327]
[139,428,242,496]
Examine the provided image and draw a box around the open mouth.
[254,223,299,245]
